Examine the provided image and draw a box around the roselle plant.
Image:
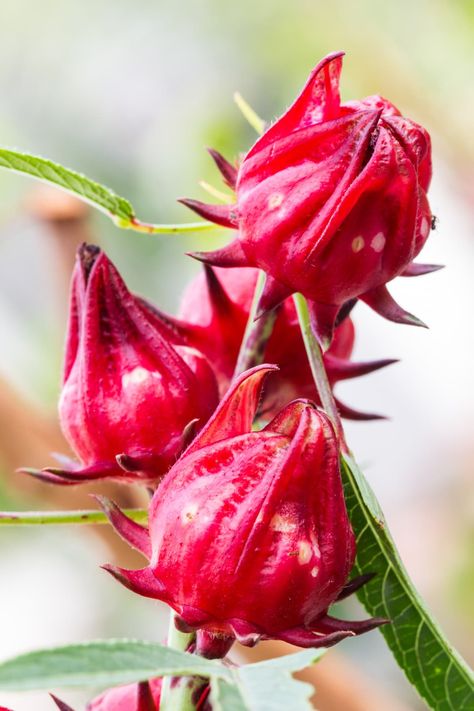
[0,51,472,711]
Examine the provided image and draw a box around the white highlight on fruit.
[351,236,365,253]
[371,232,386,252]
[310,566,319,578]
[122,367,152,387]
[297,540,312,565]
[270,514,297,533]
[268,192,284,210]
[421,217,430,239]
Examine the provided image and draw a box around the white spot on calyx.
[270,514,297,533]
[351,236,365,253]
[421,217,430,239]
[181,502,199,524]
[122,367,152,387]
[297,540,312,565]
[268,193,284,210]
[371,232,386,252]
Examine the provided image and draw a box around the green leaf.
[0,147,216,234]
[211,650,322,711]
[211,679,248,711]
[0,640,228,691]
[0,640,324,711]
[342,455,474,711]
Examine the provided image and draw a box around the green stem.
[159,612,199,711]
[0,508,147,526]
[120,218,219,235]
[293,293,347,451]
[233,271,278,377]
[233,92,266,135]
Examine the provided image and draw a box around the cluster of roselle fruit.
[27,51,437,710]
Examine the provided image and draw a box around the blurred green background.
[0,1,473,709]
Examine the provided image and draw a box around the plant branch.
[0,508,147,526]
[293,293,347,450]
[233,92,266,135]
[159,613,199,711]
[233,271,279,377]
[125,218,219,235]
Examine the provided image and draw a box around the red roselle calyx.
[181,52,440,347]
[24,244,219,485]
[101,366,387,655]
[177,265,397,419]
[51,678,162,711]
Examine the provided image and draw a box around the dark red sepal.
[177,199,237,228]
[207,148,238,189]
[361,285,427,328]
[50,695,76,711]
[94,496,151,559]
[401,262,444,277]
[188,239,249,268]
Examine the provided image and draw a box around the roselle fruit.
[51,679,162,711]
[181,52,438,347]
[25,244,218,485]
[101,366,386,654]
[177,264,397,419]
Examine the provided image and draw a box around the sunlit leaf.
[0,640,227,691]
[342,455,474,711]
[0,148,215,234]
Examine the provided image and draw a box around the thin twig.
[293,293,347,451]
[0,508,147,526]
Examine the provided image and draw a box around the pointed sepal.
[255,275,292,317]
[335,398,387,421]
[207,148,238,189]
[177,198,237,228]
[315,613,389,636]
[50,694,76,711]
[276,627,354,648]
[94,496,151,559]
[203,265,235,314]
[361,285,428,328]
[18,461,119,486]
[307,300,342,350]
[102,564,165,600]
[188,238,249,268]
[401,262,444,277]
[336,572,376,601]
[325,354,398,381]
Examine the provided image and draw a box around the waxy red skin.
[86,679,162,711]
[102,366,386,652]
[181,52,436,346]
[51,679,162,711]
[178,266,397,419]
[29,245,219,485]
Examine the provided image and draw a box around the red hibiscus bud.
[51,679,162,711]
[101,366,386,653]
[177,265,397,419]
[181,52,439,347]
[26,244,218,485]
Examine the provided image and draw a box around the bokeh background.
[0,1,473,709]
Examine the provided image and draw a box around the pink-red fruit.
[181,52,437,347]
[102,366,386,653]
[26,244,218,485]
